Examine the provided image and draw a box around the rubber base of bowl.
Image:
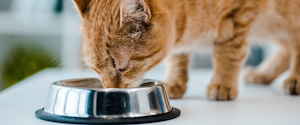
[35,107,180,124]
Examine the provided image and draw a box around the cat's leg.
[207,2,258,101]
[243,42,290,84]
[284,32,300,95]
[207,41,249,100]
[164,53,190,99]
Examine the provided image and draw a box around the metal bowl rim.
[44,78,172,118]
[52,78,164,92]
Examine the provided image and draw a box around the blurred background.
[0,0,273,92]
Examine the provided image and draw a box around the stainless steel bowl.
[36,78,180,124]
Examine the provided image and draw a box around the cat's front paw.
[284,76,300,95]
[207,83,238,101]
[164,82,187,99]
[243,67,273,85]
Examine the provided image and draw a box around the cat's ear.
[73,0,91,17]
[120,0,151,26]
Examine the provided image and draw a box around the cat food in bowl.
[35,78,180,124]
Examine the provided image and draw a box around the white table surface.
[0,67,299,125]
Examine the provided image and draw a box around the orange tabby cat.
[73,0,300,100]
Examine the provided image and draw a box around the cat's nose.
[112,55,130,72]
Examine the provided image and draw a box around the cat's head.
[73,0,173,88]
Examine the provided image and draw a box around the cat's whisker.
[169,57,190,66]
[49,50,82,64]
[117,70,130,83]
[51,58,84,74]
[115,64,130,83]
[75,64,88,72]
[143,59,189,80]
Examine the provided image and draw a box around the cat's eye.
[112,59,116,68]
[119,68,128,72]
[118,63,129,72]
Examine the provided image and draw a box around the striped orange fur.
[73,0,300,100]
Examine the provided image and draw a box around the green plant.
[1,45,58,89]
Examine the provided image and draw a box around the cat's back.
[168,0,300,52]
[169,0,251,52]
[248,0,300,43]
